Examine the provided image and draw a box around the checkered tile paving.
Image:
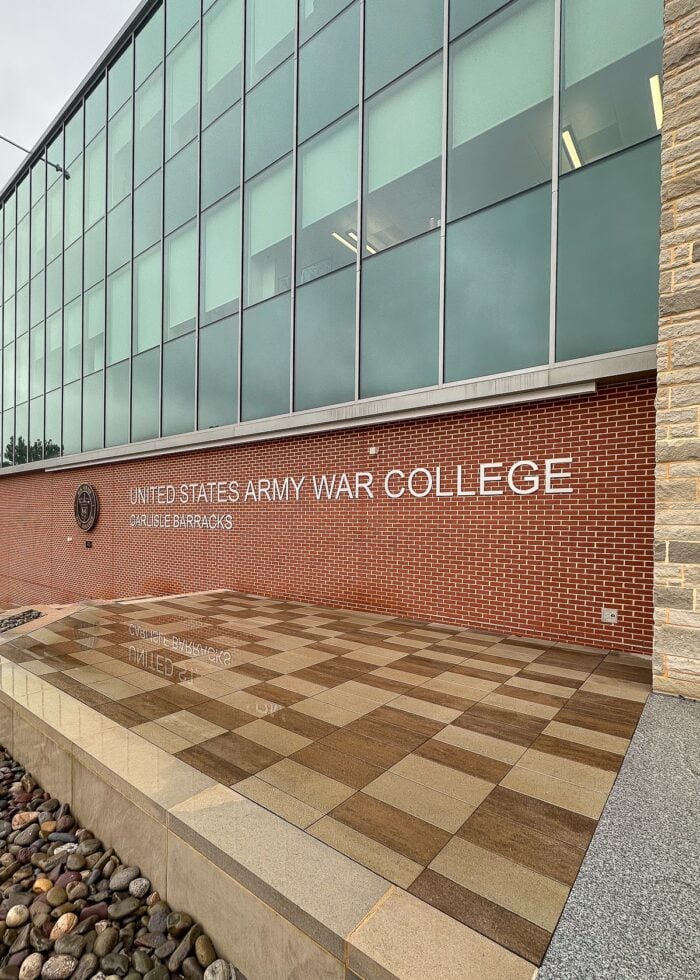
[2,591,651,966]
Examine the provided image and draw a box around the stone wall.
[654,0,700,698]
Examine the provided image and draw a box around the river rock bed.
[0,747,242,980]
[0,613,42,635]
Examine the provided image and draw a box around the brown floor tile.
[493,684,568,710]
[229,664,280,683]
[291,741,383,789]
[155,683,210,709]
[414,739,510,783]
[175,744,248,784]
[479,786,596,850]
[189,699,255,730]
[119,691,178,721]
[406,686,476,712]
[330,792,450,866]
[316,729,411,769]
[518,667,584,689]
[450,663,518,684]
[456,704,548,744]
[592,662,652,685]
[410,869,551,966]
[98,701,147,728]
[531,733,623,773]
[533,650,604,672]
[364,705,444,739]
[244,682,306,707]
[198,731,282,774]
[265,707,337,740]
[457,806,585,886]
[344,716,429,753]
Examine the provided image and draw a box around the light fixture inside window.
[332,231,357,254]
[562,129,582,170]
[649,74,663,130]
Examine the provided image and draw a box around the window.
[300,0,353,42]
[106,360,130,446]
[166,28,199,158]
[85,132,106,228]
[83,370,104,451]
[85,79,106,143]
[198,316,238,428]
[450,0,510,40]
[360,231,440,398]
[65,157,83,245]
[295,266,355,410]
[165,141,198,234]
[241,292,290,420]
[3,344,14,407]
[46,181,63,262]
[445,185,551,382]
[364,56,442,252]
[3,231,15,298]
[134,172,162,254]
[201,103,241,209]
[131,348,160,441]
[108,102,133,208]
[30,200,45,275]
[29,397,44,460]
[107,266,132,365]
[365,0,443,96]
[15,334,28,404]
[16,285,28,337]
[134,244,162,352]
[3,298,14,347]
[109,45,133,117]
[246,0,295,88]
[63,299,82,383]
[46,312,62,391]
[65,108,84,166]
[46,257,62,316]
[448,0,553,221]
[45,389,61,457]
[162,333,196,435]
[84,220,105,290]
[135,67,163,185]
[30,272,45,327]
[107,197,131,274]
[16,217,29,289]
[30,324,45,399]
[298,4,359,142]
[244,155,292,306]
[296,115,358,284]
[201,194,240,325]
[166,0,199,52]
[164,221,197,338]
[62,381,81,455]
[203,0,242,126]
[135,6,163,88]
[84,282,105,374]
[244,58,293,178]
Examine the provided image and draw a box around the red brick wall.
[0,378,655,653]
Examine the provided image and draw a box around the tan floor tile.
[372,666,428,687]
[255,635,317,651]
[64,665,115,685]
[259,759,354,812]
[217,690,286,716]
[309,815,422,888]
[417,649,467,666]
[235,775,323,829]
[342,648,403,667]
[268,675,328,697]
[505,676,577,699]
[22,661,57,676]
[235,719,312,756]
[180,673,248,698]
[517,748,617,795]
[462,657,520,676]
[543,720,630,756]
[91,678,144,700]
[132,721,194,753]
[390,753,494,807]
[158,710,227,743]
[258,650,335,674]
[333,681,397,705]
[94,659,141,678]
[525,662,590,682]
[430,837,569,932]
[481,692,560,720]
[579,674,650,703]
[481,645,543,663]
[314,688,378,714]
[292,697,363,726]
[435,724,527,765]
[422,674,497,700]
[388,695,462,724]
[69,650,115,665]
[126,671,173,691]
[501,766,608,819]
[363,770,475,833]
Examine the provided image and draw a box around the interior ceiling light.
[347,231,377,255]
[332,231,358,254]
[649,74,663,130]
[562,129,582,170]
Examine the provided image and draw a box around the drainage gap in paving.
[0,747,242,980]
[0,613,43,635]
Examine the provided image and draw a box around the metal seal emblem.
[74,484,100,532]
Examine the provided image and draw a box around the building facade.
[0,0,689,672]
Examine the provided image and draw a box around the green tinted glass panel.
[84,282,105,374]
[241,292,290,420]
[135,6,164,87]
[65,157,83,245]
[298,4,359,142]
[16,217,29,288]
[134,172,162,255]
[297,115,358,284]
[84,220,105,290]
[131,348,160,440]
[62,381,81,455]
[64,299,82,383]
[162,333,195,435]
[201,194,240,325]
[108,102,133,208]
[46,312,62,391]
[135,67,163,185]
[198,316,238,429]
[107,197,132,273]
[15,403,28,463]
[295,266,355,411]
[201,103,241,209]
[164,221,197,338]
[46,257,62,315]
[30,325,44,398]
[360,231,439,397]
[166,28,199,158]
[448,0,553,221]
[3,298,15,347]
[17,176,29,219]
[85,79,107,143]
[300,0,353,41]
[134,244,162,352]
[46,181,63,262]
[365,0,443,96]
[244,155,292,306]
[30,272,45,327]
[106,360,130,447]
[15,333,28,403]
[364,56,442,252]
[45,389,61,457]
[64,240,83,303]
[245,58,293,178]
[2,409,14,466]
[29,396,44,460]
[166,0,199,51]
[46,132,64,189]
[65,108,84,165]
[16,285,28,337]
[3,231,15,298]
[85,132,106,227]
[31,160,45,206]
[108,44,133,116]
[246,0,295,87]
[3,343,14,406]
[560,0,663,173]
[107,266,132,365]
[445,185,551,382]
[450,0,510,39]
[4,195,16,234]
[556,139,661,360]
[203,0,242,126]
[82,370,104,451]
[31,200,45,274]
[165,141,198,234]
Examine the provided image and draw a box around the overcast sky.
[0,0,141,189]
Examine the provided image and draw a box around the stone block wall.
[654,0,700,698]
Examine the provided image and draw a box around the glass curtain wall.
[0,0,663,467]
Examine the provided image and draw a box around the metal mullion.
[438,0,449,386]
[158,2,167,440]
[125,35,137,449]
[40,152,48,456]
[548,0,563,366]
[289,0,300,414]
[236,0,245,425]
[194,0,204,432]
[101,72,109,452]
[78,96,87,455]
[354,0,365,403]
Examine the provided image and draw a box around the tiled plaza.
[0,592,651,970]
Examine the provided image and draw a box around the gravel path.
[0,747,242,980]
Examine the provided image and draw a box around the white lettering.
[479,463,504,496]
[507,460,540,495]
[545,457,573,494]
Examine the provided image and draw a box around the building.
[0,0,698,696]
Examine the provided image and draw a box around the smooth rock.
[6,907,30,929]
[194,936,216,969]
[53,935,86,960]
[168,925,202,973]
[72,954,98,980]
[11,815,38,832]
[0,966,20,980]
[166,912,191,938]
[183,958,203,980]
[143,966,168,980]
[100,953,129,978]
[9,924,32,954]
[108,898,140,922]
[65,883,88,902]
[127,880,149,901]
[45,888,66,910]
[49,914,78,942]
[109,868,139,893]
[40,956,78,980]
[203,961,232,980]
[93,928,119,958]
[14,827,40,848]
[18,953,43,980]
[131,951,153,975]
[31,880,52,895]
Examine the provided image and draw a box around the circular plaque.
[74,484,100,532]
